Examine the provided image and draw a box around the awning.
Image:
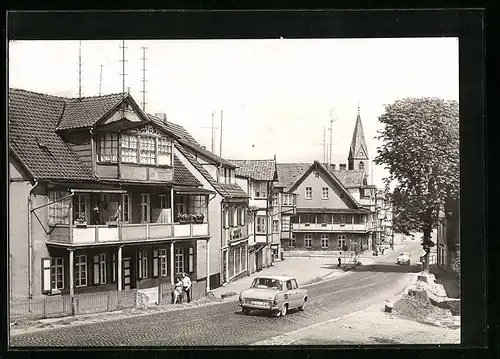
[173,186,215,195]
[248,242,267,252]
[70,189,127,194]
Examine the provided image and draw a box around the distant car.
[397,252,411,265]
[238,275,308,317]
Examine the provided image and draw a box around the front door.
[222,250,227,283]
[123,257,131,290]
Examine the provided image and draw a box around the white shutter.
[93,255,100,285]
[153,249,159,277]
[188,247,194,272]
[42,258,51,293]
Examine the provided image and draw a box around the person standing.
[337,252,342,268]
[181,272,192,303]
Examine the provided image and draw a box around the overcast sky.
[9,38,459,188]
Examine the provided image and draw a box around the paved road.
[10,243,422,347]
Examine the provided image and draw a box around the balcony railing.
[48,222,209,246]
[292,223,372,232]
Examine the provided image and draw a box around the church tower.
[348,105,369,172]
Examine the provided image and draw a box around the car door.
[284,280,294,307]
[291,279,301,308]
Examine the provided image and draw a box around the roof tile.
[231,160,276,181]
[173,155,201,187]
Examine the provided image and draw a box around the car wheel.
[280,304,288,317]
[242,308,251,315]
[299,298,307,311]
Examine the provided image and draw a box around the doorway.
[222,250,227,283]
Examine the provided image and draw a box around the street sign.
[418,249,426,257]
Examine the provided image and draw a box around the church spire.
[348,104,369,171]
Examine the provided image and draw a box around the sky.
[8,38,459,189]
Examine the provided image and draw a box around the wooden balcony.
[292,222,372,233]
[47,222,209,247]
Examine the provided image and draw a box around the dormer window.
[97,134,118,162]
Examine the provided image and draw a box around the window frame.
[305,187,312,200]
[272,219,279,233]
[321,234,329,249]
[48,191,70,226]
[321,187,329,200]
[121,193,131,223]
[121,133,138,163]
[97,133,119,163]
[256,216,267,234]
[175,247,184,274]
[254,181,267,199]
[157,137,173,166]
[51,257,64,291]
[75,255,88,288]
[338,235,346,249]
[139,136,157,165]
[138,249,149,279]
[141,193,151,223]
[159,248,168,276]
[304,234,312,248]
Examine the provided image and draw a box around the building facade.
[436,197,460,269]
[231,159,278,273]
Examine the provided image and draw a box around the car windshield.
[251,278,283,291]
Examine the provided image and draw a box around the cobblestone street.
[10,243,429,347]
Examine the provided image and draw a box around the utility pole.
[323,126,327,163]
[98,65,103,96]
[140,46,148,111]
[328,109,338,165]
[78,41,82,98]
[220,110,223,157]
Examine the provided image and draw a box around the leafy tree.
[374,97,459,272]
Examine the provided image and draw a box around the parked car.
[238,275,308,317]
[397,252,411,265]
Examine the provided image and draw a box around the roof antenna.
[78,41,82,99]
[98,64,103,96]
[140,46,148,111]
[201,111,220,153]
[119,40,128,101]
[329,108,338,165]
[220,110,223,157]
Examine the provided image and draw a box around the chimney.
[339,163,347,170]
[201,146,206,150]
[154,112,167,123]
[330,164,336,170]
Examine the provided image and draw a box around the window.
[359,161,364,170]
[256,216,267,234]
[51,258,64,291]
[282,194,293,206]
[159,249,168,276]
[97,133,118,162]
[272,220,279,233]
[93,253,106,285]
[112,253,116,283]
[289,233,296,247]
[175,247,184,274]
[322,187,329,200]
[304,213,312,223]
[281,216,290,231]
[121,134,138,163]
[286,280,293,290]
[140,136,156,165]
[141,193,150,223]
[305,187,312,199]
[291,279,298,289]
[189,195,206,219]
[254,181,267,198]
[304,234,312,248]
[158,138,173,166]
[224,207,229,228]
[188,247,194,273]
[314,171,320,178]
[338,235,346,249]
[75,255,87,288]
[73,193,87,222]
[121,194,131,222]
[321,213,330,224]
[239,207,246,225]
[321,235,329,248]
[138,250,148,279]
[232,207,238,226]
[272,193,278,206]
[48,191,70,225]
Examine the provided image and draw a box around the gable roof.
[56,92,128,131]
[9,88,97,181]
[230,160,277,181]
[275,163,311,191]
[325,167,367,188]
[175,143,248,199]
[348,111,369,160]
[173,154,201,187]
[288,161,360,208]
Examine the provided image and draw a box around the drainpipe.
[206,193,216,291]
[28,180,39,310]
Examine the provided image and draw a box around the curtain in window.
[121,134,138,163]
[158,138,172,166]
[140,137,156,164]
[98,134,118,162]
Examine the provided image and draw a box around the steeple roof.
[348,108,369,160]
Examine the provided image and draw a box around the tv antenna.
[140,46,148,111]
[220,110,223,157]
[98,65,103,96]
[119,40,128,100]
[201,111,220,153]
[329,108,338,165]
[78,41,82,98]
